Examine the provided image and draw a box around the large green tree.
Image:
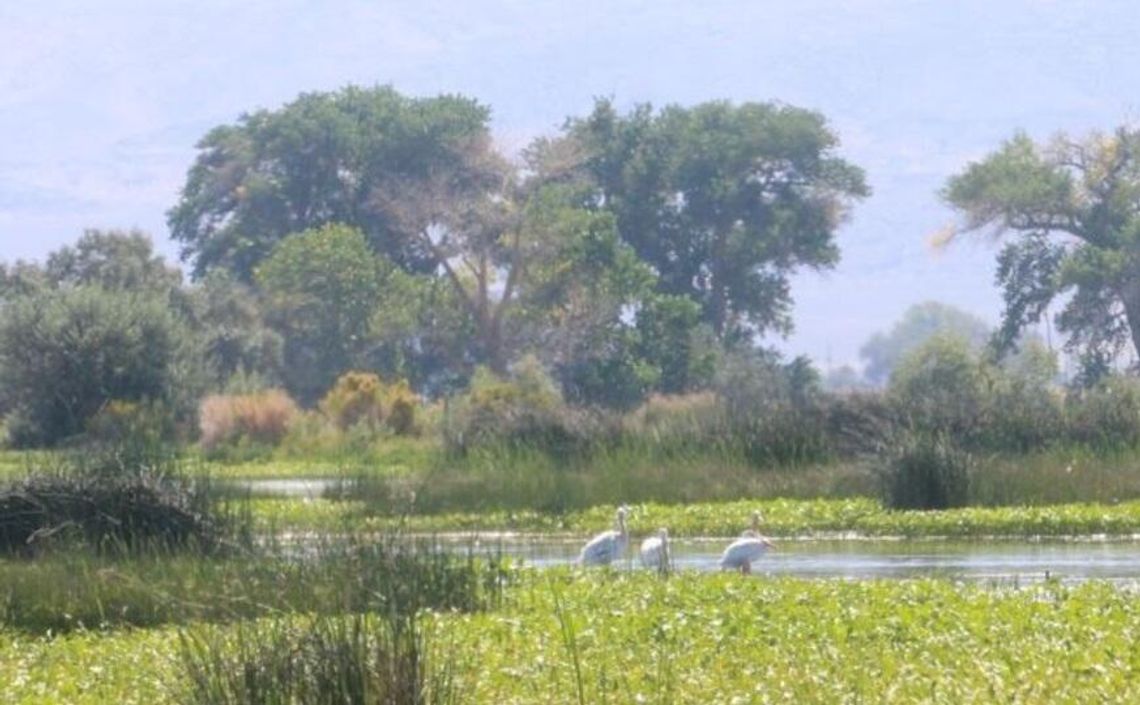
[255,224,389,403]
[372,129,656,377]
[943,127,1140,367]
[168,85,491,280]
[565,99,869,341]
[45,229,183,295]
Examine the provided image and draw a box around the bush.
[198,389,300,453]
[0,286,205,447]
[1066,376,1140,450]
[86,399,177,448]
[879,432,971,510]
[443,358,603,455]
[888,334,988,437]
[982,376,1065,452]
[319,371,419,436]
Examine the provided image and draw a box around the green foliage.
[445,574,1140,703]
[944,127,1140,363]
[0,533,507,635]
[86,400,178,451]
[879,432,971,510]
[981,340,1065,451]
[9,576,1140,704]
[189,271,284,389]
[888,334,988,436]
[256,224,388,404]
[634,294,715,394]
[567,98,869,340]
[860,301,992,385]
[444,358,595,455]
[1066,376,1140,449]
[169,85,492,280]
[44,229,184,298]
[0,286,205,447]
[179,613,463,705]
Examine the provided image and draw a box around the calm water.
[435,536,1140,584]
[236,480,1140,583]
[226,478,347,498]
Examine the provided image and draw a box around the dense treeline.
[0,86,869,446]
[3,84,1140,475]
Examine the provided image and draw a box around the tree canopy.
[860,301,992,386]
[168,86,492,280]
[255,224,390,403]
[943,127,1140,370]
[565,98,869,342]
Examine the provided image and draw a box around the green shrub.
[0,286,205,447]
[879,432,971,510]
[1066,376,1140,450]
[180,613,464,705]
[981,377,1065,452]
[888,334,988,437]
[444,357,604,455]
[86,399,178,448]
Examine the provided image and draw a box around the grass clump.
[199,389,300,457]
[880,432,971,510]
[179,612,463,705]
[0,451,230,556]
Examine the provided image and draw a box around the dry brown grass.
[198,389,300,451]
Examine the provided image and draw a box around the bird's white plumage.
[639,528,670,571]
[579,506,629,566]
[718,536,773,571]
[719,511,775,573]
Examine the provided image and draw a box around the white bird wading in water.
[578,505,630,566]
[719,511,775,574]
[639,527,672,573]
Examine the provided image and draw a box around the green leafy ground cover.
[4,573,1140,703]
[250,496,1140,538]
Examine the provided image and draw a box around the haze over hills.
[3,0,1139,369]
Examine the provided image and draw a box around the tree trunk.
[709,227,729,339]
[483,317,508,375]
[1120,277,1140,365]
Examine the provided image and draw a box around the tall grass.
[179,612,464,705]
[0,449,241,556]
[878,432,970,510]
[0,534,508,633]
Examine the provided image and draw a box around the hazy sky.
[3,1,1140,369]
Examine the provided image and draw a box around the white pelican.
[719,511,775,574]
[639,527,672,573]
[578,505,629,566]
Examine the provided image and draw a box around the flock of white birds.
[577,506,776,574]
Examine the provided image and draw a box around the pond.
[435,536,1140,584]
